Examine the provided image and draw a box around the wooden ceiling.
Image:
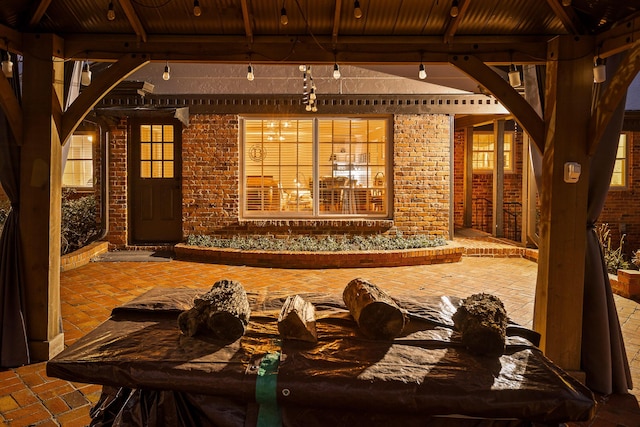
[0,0,639,65]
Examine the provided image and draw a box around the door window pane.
[139,124,175,179]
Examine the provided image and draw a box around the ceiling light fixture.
[1,51,14,78]
[107,0,116,21]
[333,63,341,79]
[562,0,572,6]
[354,0,363,19]
[593,56,606,83]
[247,64,255,81]
[81,61,92,86]
[162,62,171,81]
[450,0,459,18]
[280,3,288,25]
[193,0,202,17]
[418,63,427,80]
[508,64,521,87]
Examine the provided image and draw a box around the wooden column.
[20,33,65,360]
[463,127,473,228]
[533,36,593,371]
[492,119,505,237]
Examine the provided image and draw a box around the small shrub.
[186,233,446,252]
[632,250,640,270]
[61,190,101,255]
[596,223,629,274]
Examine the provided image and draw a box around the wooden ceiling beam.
[332,0,343,46]
[444,0,471,44]
[597,14,640,58]
[240,0,254,45]
[544,0,585,35]
[0,24,23,53]
[28,0,53,29]
[118,0,148,43]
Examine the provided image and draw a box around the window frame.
[240,115,392,219]
[62,131,96,189]
[471,131,515,174]
[609,132,629,190]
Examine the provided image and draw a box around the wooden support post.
[463,127,473,228]
[20,33,65,361]
[493,119,505,238]
[533,36,593,371]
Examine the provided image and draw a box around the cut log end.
[453,293,507,357]
[278,295,318,343]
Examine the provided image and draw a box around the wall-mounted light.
[81,61,92,86]
[593,56,606,83]
[354,0,363,19]
[280,6,288,25]
[508,64,521,87]
[247,64,255,81]
[162,62,171,81]
[193,0,202,17]
[1,51,14,78]
[418,63,427,80]
[107,0,116,21]
[333,63,341,79]
[450,0,459,18]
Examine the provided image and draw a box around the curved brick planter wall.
[174,242,463,269]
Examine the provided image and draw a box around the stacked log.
[342,278,407,340]
[277,295,318,343]
[452,293,507,357]
[178,279,251,342]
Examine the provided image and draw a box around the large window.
[610,133,628,188]
[472,132,513,172]
[242,117,389,217]
[62,133,94,188]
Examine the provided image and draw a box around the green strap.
[255,351,282,427]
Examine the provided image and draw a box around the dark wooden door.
[129,119,182,243]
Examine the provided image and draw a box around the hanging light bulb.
[107,0,116,21]
[247,64,255,81]
[333,63,341,79]
[162,62,171,81]
[450,0,459,18]
[561,0,571,6]
[418,63,427,80]
[193,0,202,17]
[354,0,363,19]
[280,7,288,25]
[81,61,92,86]
[593,57,606,83]
[1,51,14,78]
[508,64,521,87]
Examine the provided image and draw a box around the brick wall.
[452,127,524,240]
[600,131,640,258]
[105,113,452,246]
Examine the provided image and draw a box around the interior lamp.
[418,63,427,80]
[2,51,14,78]
[193,0,202,17]
[450,0,459,18]
[593,57,606,84]
[280,7,288,25]
[81,61,92,86]
[247,64,255,81]
[333,63,341,79]
[162,62,171,81]
[354,0,363,19]
[508,64,521,87]
[107,1,115,21]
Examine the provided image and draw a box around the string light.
[81,61,92,86]
[280,5,288,25]
[333,63,341,79]
[193,0,202,17]
[508,64,521,87]
[162,62,171,81]
[593,57,606,83]
[1,51,14,78]
[247,64,255,81]
[450,0,459,18]
[107,0,115,21]
[418,63,427,80]
[354,0,362,19]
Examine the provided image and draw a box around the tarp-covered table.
[47,287,595,426]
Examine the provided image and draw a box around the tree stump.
[178,279,251,342]
[342,278,407,340]
[277,295,318,343]
[452,293,507,357]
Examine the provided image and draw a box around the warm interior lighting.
[162,62,171,81]
[593,57,606,83]
[247,64,255,81]
[81,61,92,86]
[193,0,202,17]
[107,1,115,21]
[280,7,288,25]
[418,63,427,80]
[450,0,459,18]
[354,0,363,19]
[508,64,521,87]
[1,51,14,78]
[333,63,341,79]
[562,0,572,6]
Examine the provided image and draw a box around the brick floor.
[1,236,639,426]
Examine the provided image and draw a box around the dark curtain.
[581,54,632,394]
[0,65,29,367]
